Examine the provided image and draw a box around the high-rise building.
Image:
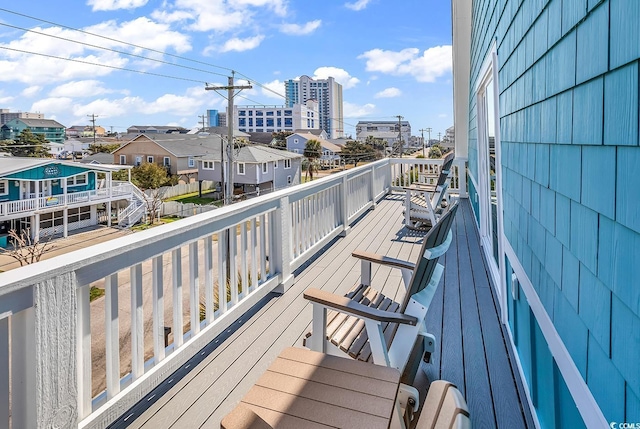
[285,76,343,139]
[231,100,320,134]
[0,109,44,126]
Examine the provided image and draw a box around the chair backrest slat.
[435,153,455,187]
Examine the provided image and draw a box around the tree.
[0,129,50,158]
[89,143,121,154]
[303,139,322,180]
[340,140,376,166]
[428,145,443,159]
[0,229,54,266]
[130,163,176,224]
[271,131,293,149]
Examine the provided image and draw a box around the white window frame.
[475,42,506,319]
[134,156,142,166]
[203,161,214,170]
[147,155,154,163]
[287,175,292,185]
[0,180,7,196]
[163,157,171,166]
[237,162,246,175]
[274,160,278,169]
[262,162,268,174]
[284,159,291,169]
[119,155,126,165]
[68,173,88,187]
[188,157,195,168]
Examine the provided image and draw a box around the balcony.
[0,158,532,428]
[0,182,134,218]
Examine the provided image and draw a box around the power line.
[0,46,208,84]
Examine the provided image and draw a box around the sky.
[0,0,453,140]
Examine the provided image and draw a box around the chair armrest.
[303,288,418,326]
[351,250,415,271]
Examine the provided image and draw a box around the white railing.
[0,183,134,217]
[0,157,466,429]
[389,156,466,197]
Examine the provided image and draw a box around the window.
[163,157,170,166]
[266,119,274,127]
[284,159,291,169]
[147,156,154,163]
[135,156,142,166]
[237,162,245,175]
[294,138,299,144]
[239,110,246,116]
[277,111,281,116]
[287,175,292,184]
[266,111,274,116]
[256,111,263,116]
[248,111,253,116]
[249,118,254,127]
[274,160,278,169]
[188,157,195,167]
[120,155,126,165]
[285,118,293,127]
[262,162,268,173]
[256,118,264,127]
[68,174,88,186]
[0,180,7,196]
[203,161,214,170]
[239,118,246,126]
[284,110,292,116]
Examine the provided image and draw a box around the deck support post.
[274,196,294,293]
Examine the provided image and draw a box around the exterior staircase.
[118,184,147,228]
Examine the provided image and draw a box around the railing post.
[455,157,468,198]
[274,196,294,293]
[13,274,80,428]
[369,165,376,209]
[340,175,350,237]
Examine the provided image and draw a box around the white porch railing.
[0,158,465,429]
[0,182,134,217]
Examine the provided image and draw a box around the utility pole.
[396,115,404,158]
[426,127,432,148]
[198,114,207,132]
[87,114,99,146]
[206,73,252,205]
[437,132,442,142]
[419,128,427,157]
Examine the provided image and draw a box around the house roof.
[289,132,342,152]
[200,144,302,164]
[8,118,65,128]
[79,153,115,164]
[0,157,124,176]
[246,132,277,145]
[114,134,224,158]
[127,125,189,133]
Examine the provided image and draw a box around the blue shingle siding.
[604,62,638,146]
[469,0,640,423]
[587,335,626,422]
[576,3,609,84]
[581,145,615,218]
[609,0,640,69]
[616,147,640,234]
[611,296,640,399]
[572,77,604,145]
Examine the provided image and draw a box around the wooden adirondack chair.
[404,152,455,230]
[303,201,459,384]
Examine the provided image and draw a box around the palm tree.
[304,139,322,181]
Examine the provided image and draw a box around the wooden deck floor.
[112,195,535,429]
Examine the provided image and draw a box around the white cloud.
[280,20,322,36]
[49,80,117,98]
[261,79,286,99]
[343,101,376,118]
[21,86,42,97]
[313,67,360,89]
[31,97,75,116]
[220,35,265,52]
[0,96,14,105]
[359,45,452,82]
[438,113,448,118]
[374,87,401,98]
[87,0,149,11]
[345,0,372,11]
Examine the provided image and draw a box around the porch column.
[32,214,40,243]
[273,196,293,293]
[35,181,40,209]
[62,178,67,205]
[63,207,68,238]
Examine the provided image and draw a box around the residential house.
[453,0,639,426]
[198,144,303,196]
[0,158,138,243]
[1,118,66,143]
[355,120,411,149]
[112,134,224,182]
[286,132,341,168]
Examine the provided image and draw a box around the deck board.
[114,196,534,429]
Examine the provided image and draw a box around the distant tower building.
[207,109,220,127]
[0,109,44,126]
[285,76,343,139]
